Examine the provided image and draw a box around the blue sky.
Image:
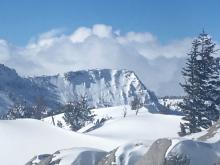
[0,0,220,95]
[0,0,219,45]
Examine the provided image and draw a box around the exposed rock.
[98,148,118,165]
[25,154,53,165]
[198,119,220,141]
[98,142,150,165]
[136,138,172,165]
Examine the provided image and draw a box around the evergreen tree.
[180,31,220,135]
[63,95,95,131]
[6,104,27,119]
[32,96,48,119]
[197,32,220,123]
[179,38,201,134]
[57,120,63,128]
[5,98,47,120]
[131,95,143,115]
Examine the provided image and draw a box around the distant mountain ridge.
[0,64,163,114]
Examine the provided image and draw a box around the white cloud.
[0,24,212,96]
[0,40,10,61]
[92,24,113,38]
[117,31,157,44]
[70,27,92,43]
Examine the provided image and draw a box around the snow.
[2,105,220,165]
[43,113,69,130]
[51,147,106,165]
[115,142,150,165]
[164,120,220,165]
[44,106,182,141]
[0,106,182,165]
[165,138,181,157]
[0,119,118,165]
[32,69,159,110]
[167,140,220,165]
[0,65,162,114]
[87,106,182,141]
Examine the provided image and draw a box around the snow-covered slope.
[2,105,220,165]
[86,106,182,141]
[43,106,182,141]
[0,64,163,114]
[0,106,182,165]
[0,119,119,165]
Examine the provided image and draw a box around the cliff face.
[0,65,161,113]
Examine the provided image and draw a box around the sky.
[0,0,219,96]
[0,0,220,45]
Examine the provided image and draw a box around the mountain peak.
[0,66,162,114]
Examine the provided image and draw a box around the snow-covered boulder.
[166,140,220,165]
[136,138,172,165]
[26,147,107,165]
[98,142,149,165]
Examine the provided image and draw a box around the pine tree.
[131,95,143,115]
[6,104,27,119]
[63,95,95,131]
[57,120,63,128]
[179,39,201,134]
[197,32,220,123]
[32,96,47,119]
[180,31,220,135]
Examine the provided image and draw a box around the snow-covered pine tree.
[197,32,220,123]
[57,120,63,128]
[32,96,48,119]
[180,31,220,135]
[6,103,28,119]
[179,38,201,134]
[131,95,143,115]
[63,95,94,131]
[5,103,32,119]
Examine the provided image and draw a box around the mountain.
[32,69,163,111]
[0,64,60,114]
[0,64,163,114]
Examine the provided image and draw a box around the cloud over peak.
[0,24,199,95]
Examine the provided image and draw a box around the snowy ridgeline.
[159,98,183,113]
[1,106,220,165]
[0,64,162,114]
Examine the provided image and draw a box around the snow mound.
[0,119,118,165]
[87,106,182,141]
[43,106,182,142]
